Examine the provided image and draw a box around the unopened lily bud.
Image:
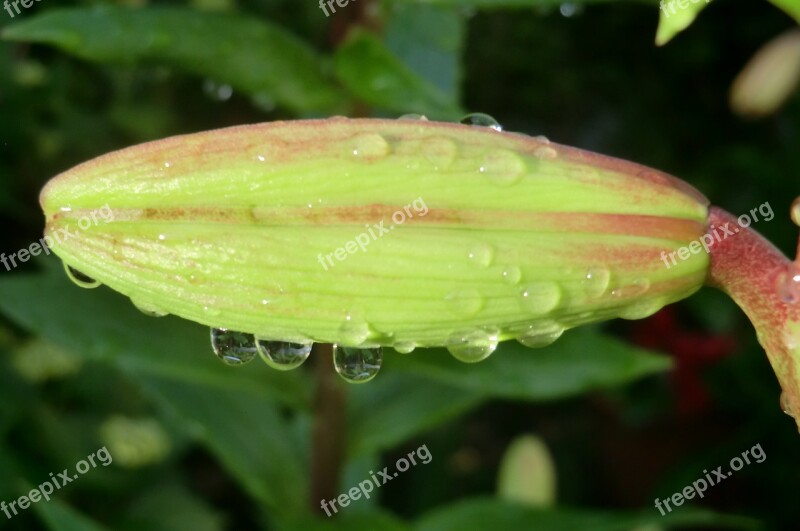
[40,118,710,357]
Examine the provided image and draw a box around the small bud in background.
[497,435,556,507]
[99,415,171,468]
[730,29,800,118]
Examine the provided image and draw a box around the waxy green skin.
[40,118,710,349]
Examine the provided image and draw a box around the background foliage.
[1,0,799,529]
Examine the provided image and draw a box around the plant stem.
[706,206,800,427]
[309,343,346,514]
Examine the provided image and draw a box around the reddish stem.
[705,206,800,426]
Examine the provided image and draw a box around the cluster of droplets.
[777,197,800,304]
[209,328,384,383]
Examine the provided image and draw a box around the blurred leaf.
[278,509,411,531]
[655,0,710,46]
[385,328,672,400]
[0,260,312,409]
[497,435,556,507]
[414,498,761,531]
[769,0,800,24]
[383,3,466,101]
[334,29,463,119]
[33,497,112,531]
[117,479,225,531]
[347,371,485,457]
[1,7,345,113]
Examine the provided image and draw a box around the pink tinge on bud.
[776,264,800,304]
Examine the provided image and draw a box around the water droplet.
[445,289,484,316]
[202,79,233,101]
[781,391,794,417]
[338,316,371,346]
[502,266,522,285]
[583,266,611,298]
[516,321,564,348]
[618,299,663,320]
[203,305,222,317]
[560,3,582,17]
[479,149,525,186]
[419,137,458,169]
[398,113,428,121]
[468,242,494,268]
[64,264,100,289]
[519,282,561,315]
[533,146,558,160]
[333,345,382,383]
[790,197,800,226]
[611,278,651,300]
[131,297,168,317]
[446,328,498,363]
[776,264,800,304]
[349,133,390,159]
[534,135,550,144]
[460,113,502,131]
[394,341,416,354]
[256,339,311,371]
[210,328,257,366]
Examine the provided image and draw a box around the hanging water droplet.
[776,264,800,304]
[445,289,484,316]
[791,197,800,226]
[516,321,564,348]
[210,328,257,366]
[502,266,522,285]
[468,242,494,268]
[460,112,502,131]
[398,113,428,121]
[618,298,664,320]
[611,278,651,300]
[393,341,416,354]
[519,282,561,315]
[256,339,312,371]
[64,263,100,289]
[131,297,168,317]
[479,149,525,186]
[333,345,382,383]
[533,146,558,160]
[583,266,611,298]
[349,133,390,159]
[338,316,371,346]
[446,328,498,363]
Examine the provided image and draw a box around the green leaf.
[347,371,485,457]
[768,0,800,24]
[414,498,761,531]
[386,328,672,400]
[655,0,711,46]
[334,29,463,119]
[34,497,112,531]
[1,7,344,113]
[278,510,411,531]
[117,479,226,531]
[0,260,312,410]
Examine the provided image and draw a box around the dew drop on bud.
[211,328,257,366]
[467,242,494,268]
[781,391,794,418]
[398,113,428,121]
[256,339,312,371]
[446,328,498,363]
[393,341,416,354]
[791,197,800,227]
[64,263,100,289]
[333,345,382,383]
[459,113,502,131]
[131,297,168,317]
[583,266,611,298]
[516,321,564,348]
